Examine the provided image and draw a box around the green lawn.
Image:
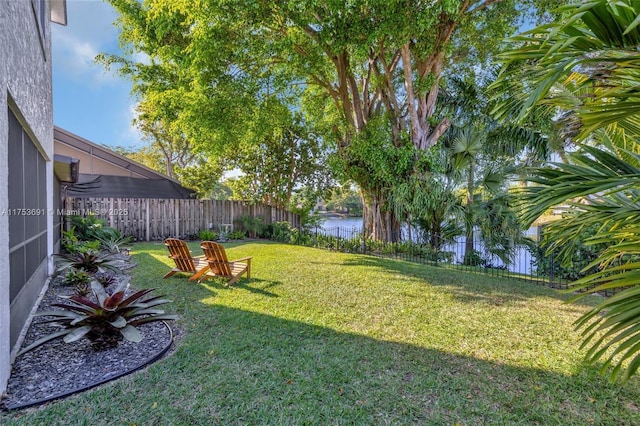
[3,241,640,425]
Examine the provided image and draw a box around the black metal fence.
[267,223,603,293]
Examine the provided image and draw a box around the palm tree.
[492,0,640,382]
[451,127,484,263]
[492,1,640,142]
[444,125,529,267]
[438,76,547,266]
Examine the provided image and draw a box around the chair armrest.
[231,257,252,263]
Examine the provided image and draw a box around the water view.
[317,216,540,275]
[320,216,362,230]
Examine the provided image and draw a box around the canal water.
[318,216,540,275]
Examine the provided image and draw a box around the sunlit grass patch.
[3,241,639,425]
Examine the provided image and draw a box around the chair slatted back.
[165,238,196,272]
[201,241,232,276]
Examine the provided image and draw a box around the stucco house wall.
[0,0,65,395]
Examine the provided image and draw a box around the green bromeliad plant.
[54,249,124,275]
[63,268,92,296]
[18,281,177,354]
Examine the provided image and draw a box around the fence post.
[174,200,180,238]
[145,199,150,242]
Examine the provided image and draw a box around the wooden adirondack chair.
[163,238,210,281]
[199,241,252,286]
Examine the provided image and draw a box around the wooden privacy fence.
[64,197,301,241]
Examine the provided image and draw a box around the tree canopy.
[102,0,557,240]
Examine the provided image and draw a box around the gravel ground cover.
[1,255,174,410]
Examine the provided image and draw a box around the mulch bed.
[1,254,175,410]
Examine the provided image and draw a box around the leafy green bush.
[227,230,246,240]
[62,227,102,254]
[198,229,218,241]
[69,214,121,241]
[234,214,264,238]
[61,227,80,253]
[532,223,607,281]
[315,233,360,252]
[267,221,294,242]
[79,240,102,253]
[64,215,129,254]
[463,249,485,267]
[18,281,177,354]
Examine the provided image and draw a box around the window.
[7,108,48,305]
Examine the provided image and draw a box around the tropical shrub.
[227,230,246,240]
[78,240,102,253]
[18,281,177,354]
[68,214,116,241]
[62,227,102,254]
[234,214,264,238]
[198,229,218,241]
[267,221,295,242]
[94,271,118,288]
[97,233,134,253]
[531,223,607,281]
[462,249,485,267]
[493,0,640,381]
[61,227,80,254]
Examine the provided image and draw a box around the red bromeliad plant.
[18,281,177,355]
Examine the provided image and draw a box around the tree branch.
[423,118,451,150]
[401,43,423,149]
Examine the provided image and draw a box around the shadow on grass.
[337,254,599,308]
[3,247,638,425]
[5,303,639,425]
[133,252,282,307]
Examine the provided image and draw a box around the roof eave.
[50,0,67,26]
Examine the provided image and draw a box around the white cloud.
[52,0,122,86]
[113,101,146,148]
[52,30,114,84]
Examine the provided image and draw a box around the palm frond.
[490,0,640,142]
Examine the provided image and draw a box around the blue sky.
[52,0,141,149]
[51,1,537,152]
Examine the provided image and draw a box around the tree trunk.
[361,188,401,243]
[464,160,475,264]
[464,228,475,264]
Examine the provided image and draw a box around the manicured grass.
[3,241,640,424]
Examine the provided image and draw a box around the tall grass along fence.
[269,223,608,294]
[64,197,300,242]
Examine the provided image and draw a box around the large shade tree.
[492,0,640,381]
[227,99,333,209]
[103,0,557,241]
